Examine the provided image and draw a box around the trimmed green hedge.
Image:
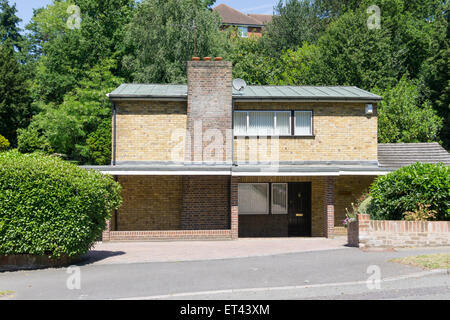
[368,163,450,221]
[0,151,122,257]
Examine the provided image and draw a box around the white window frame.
[271,183,288,215]
[238,26,249,38]
[294,111,313,136]
[233,111,292,137]
[238,183,269,215]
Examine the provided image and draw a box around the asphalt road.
[0,247,449,300]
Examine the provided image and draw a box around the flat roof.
[108,84,382,102]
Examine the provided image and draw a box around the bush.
[17,127,52,154]
[368,163,450,221]
[0,134,10,151]
[0,151,122,257]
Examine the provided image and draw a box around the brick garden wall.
[348,214,450,248]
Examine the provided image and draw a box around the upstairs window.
[294,111,313,136]
[234,111,291,136]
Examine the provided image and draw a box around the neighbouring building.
[85,59,450,241]
[213,4,273,37]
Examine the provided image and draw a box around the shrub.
[17,127,52,154]
[0,151,122,257]
[368,163,450,221]
[404,203,437,221]
[0,134,10,151]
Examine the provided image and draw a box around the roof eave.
[232,97,382,103]
[109,95,187,101]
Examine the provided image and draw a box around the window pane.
[239,27,248,38]
[238,184,269,215]
[272,183,288,214]
[248,111,274,136]
[234,112,247,135]
[275,112,291,135]
[295,111,312,135]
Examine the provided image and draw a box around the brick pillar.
[357,214,370,248]
[323,176,335,238]
[230,176,239,239]
[102,219,111,242]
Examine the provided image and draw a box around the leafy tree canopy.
[0,0,22,50]
[375,75,442,144]
[122,0,225,83]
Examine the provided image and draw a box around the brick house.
[213,4,272,38]
[86,60,450,241]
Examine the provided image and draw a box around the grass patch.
[390,253,450,270]
[0,290,15,297]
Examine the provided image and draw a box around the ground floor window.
[238,183,269,215]
[238,183,288,215]
[272,183,288,214]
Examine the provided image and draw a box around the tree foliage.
[122,0,225,83]
[28,0,135,103]
[263,0,328,57]
[0,0,22,50]
[0,45,31,146]
[375,76,442,143]
[18,60,122,164]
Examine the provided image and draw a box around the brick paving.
[84,237,348,265]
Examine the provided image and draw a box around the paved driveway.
[84,237,348,265]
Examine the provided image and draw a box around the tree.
[272,43,321,85]
[18,60,122,164]
[225,34,277,85]
[375,76,442,144]
[0,45,31,146]
[122,0,225,84]
[27,0,135,103]
[297,7,401,90]
[0,0,22,50]
[420,1,450,149]
[263,0,328,57]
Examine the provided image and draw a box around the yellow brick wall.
[115,100,187,162]
[234,102,378,162]
[334,175,377,227]
[116,176,183,231]
[239,176,326,237]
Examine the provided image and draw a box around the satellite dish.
[233,78,247,92]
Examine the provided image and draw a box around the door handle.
[296,213,304,217]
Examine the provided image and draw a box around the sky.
[11,0,279,29]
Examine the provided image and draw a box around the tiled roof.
[213,4,265,26]
[109,84,382,101]
[378,143,450,168]
[247,14,273,25]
